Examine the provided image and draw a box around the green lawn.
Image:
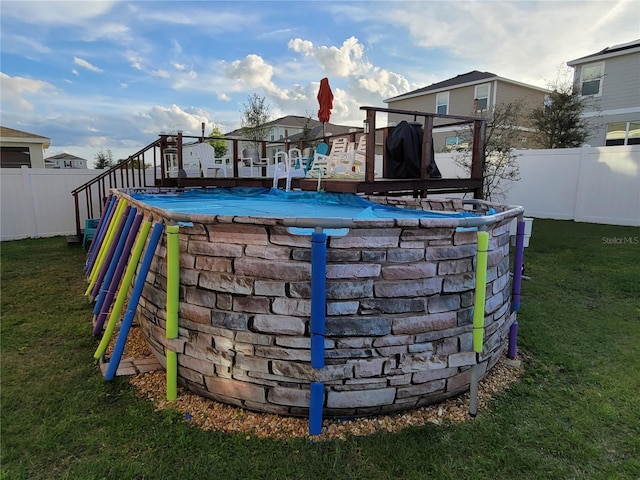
[1,219,639,480]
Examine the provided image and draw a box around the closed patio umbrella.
[317,77,333,137]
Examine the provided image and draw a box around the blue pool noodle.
[104,222,165,381]
[309,230,328,435]
[310,230,327,369]
[309,382,324,435]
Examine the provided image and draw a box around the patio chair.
[239,148,271,177]
[273,149,306,191]
[332,136,366,178]
[306,138,349,178]
[82,218,100,249]
[191,142,231,178]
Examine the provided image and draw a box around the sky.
[1,0,639,165]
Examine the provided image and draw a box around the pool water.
[130,187,481,220]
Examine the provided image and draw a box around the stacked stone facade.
[126,193,519,417]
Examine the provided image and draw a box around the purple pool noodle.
[90,205,131,300]
[508,321,519,359]
[93,212,143,334]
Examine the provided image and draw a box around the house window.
[0,146,31,168]
[580,63,603,96]
[605,121,640,146]
[445,136,468,151]
[474,83,490,111]
[436,92,449,115]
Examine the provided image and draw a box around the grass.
[1,219,639,480]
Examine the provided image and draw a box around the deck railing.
[71,107,485,239]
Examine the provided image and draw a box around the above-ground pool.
[111,187,523,418]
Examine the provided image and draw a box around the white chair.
[272,150,306,192]
[306,137,350,178]
[332,136,366,178]
[191,143,231,178]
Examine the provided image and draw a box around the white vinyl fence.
[1,145,638,241]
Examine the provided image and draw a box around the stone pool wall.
[128,194,518,417]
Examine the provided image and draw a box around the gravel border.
[117,328,525,441]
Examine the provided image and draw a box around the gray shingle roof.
[385,71,497,102]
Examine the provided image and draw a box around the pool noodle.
[472,231,489,353]
[94,217,153,360]
[166,224,179,401]
[85,195,118,274]
[85,195,116,271]
[87,198,126,283]
[469,230,489,417]
[93,211,142,335]
[104,222,165,381]
[309,229,327,435]
[89,205,132,300]
[86,199,127,294]
[92,207,136,316]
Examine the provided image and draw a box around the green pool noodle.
[473,231,489,353]
[166,224,180,401]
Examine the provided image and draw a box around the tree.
[528,82,591,148]
[94,149,114,169]
[240,93,271,149]
[299,114,315,150]
[207,126,228,157]
[118,157,150,169]
[453,101,525,201]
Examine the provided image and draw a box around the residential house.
[225,115,358,159]
[45,152,88,169]
[384,71,549,151]
[0,126,51,168]
[567,39,640,147]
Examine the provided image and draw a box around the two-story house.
[226,115,356,158]
[567,39,640,147]
[0,126,51,168]
[384,71,549,151]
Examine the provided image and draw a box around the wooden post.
[421,115,434,180]
[364,109,376,183]
[470,119,486,199]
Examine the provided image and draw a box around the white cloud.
[135,104,214,137]
[289,36,370,77]
[74,57,103,73]
[0,73,58,111]
[224,54,278,92]
[1,1,118,25]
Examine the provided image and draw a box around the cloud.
[1,1,118,25]
[289,36,370,77]
[73,57,103,73]
[0,72,58,111]
[224,54,277,92]
[134,104,214,137]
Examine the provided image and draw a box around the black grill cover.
[384,121,441,179]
